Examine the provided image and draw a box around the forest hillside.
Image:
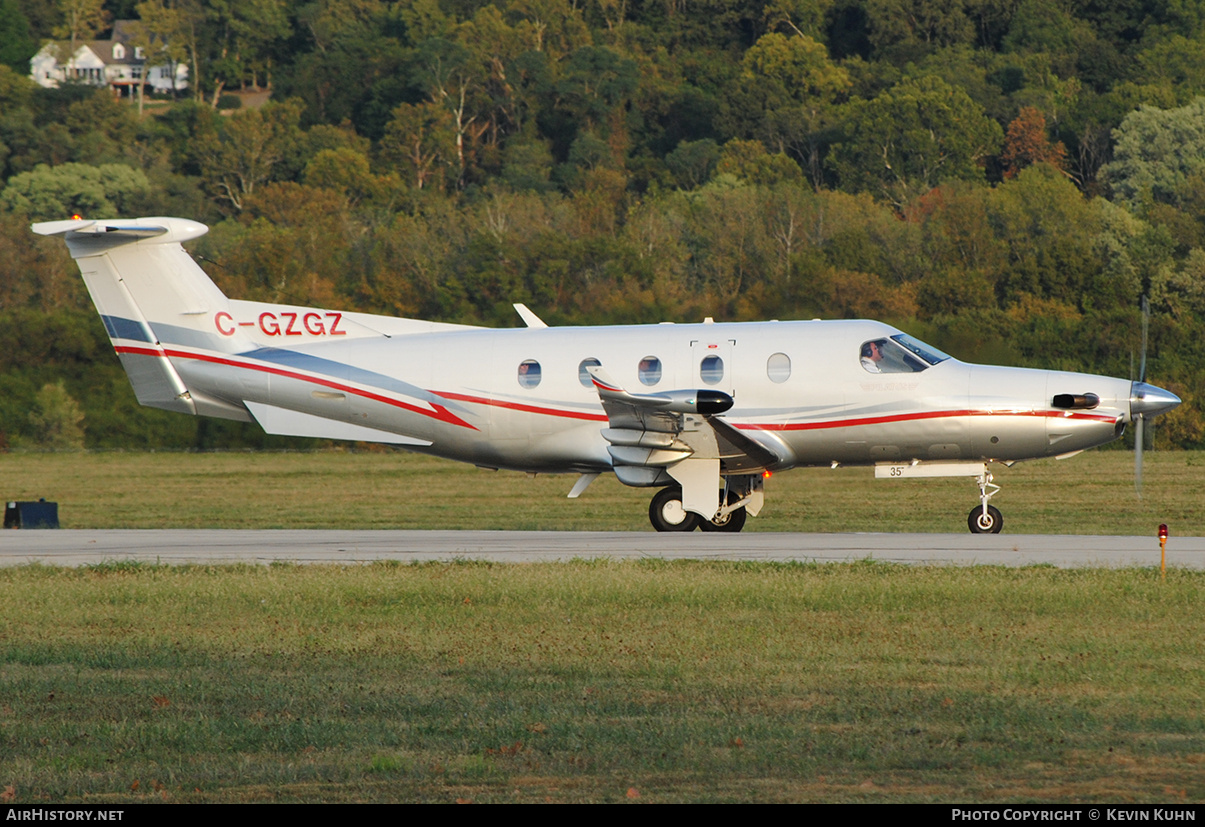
[1,0,1202,449]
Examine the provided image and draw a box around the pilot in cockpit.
[860,340,885,373]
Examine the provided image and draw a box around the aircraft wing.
[587,367,781,486]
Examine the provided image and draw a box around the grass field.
[2,561,1203,803]
[1,450,1202,803]
[0,448,1201,534]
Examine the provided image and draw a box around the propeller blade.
[1139,295,1150,383]
[1134,414,1145,498]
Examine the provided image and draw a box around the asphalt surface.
[0,530,1200,568]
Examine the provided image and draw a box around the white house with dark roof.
[30,20,188,95]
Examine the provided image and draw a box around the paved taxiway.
[0,530,1201,568]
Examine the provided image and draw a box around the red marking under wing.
[115,345,478,430]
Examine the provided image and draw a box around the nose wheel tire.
[649,487,701,532]
[968,505,1003,534]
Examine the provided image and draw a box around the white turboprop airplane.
[35,216,1181,533]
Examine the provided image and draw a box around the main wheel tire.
[967,504,1003,534]
[649,487,700,532]
[699,492,747,533]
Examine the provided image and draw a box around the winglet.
[513,303,548,329]
[585,364,625,395]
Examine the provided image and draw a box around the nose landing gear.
[875,461,1005,534]
[967,468,1002,534]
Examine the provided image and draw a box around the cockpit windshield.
[860,334,951,374]
[891,334,951,366]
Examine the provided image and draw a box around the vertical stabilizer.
[33,217,227,416]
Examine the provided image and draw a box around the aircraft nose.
[1130,381,1181,419]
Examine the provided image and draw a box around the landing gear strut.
[700,490,748,533]
[968,468,1002,534]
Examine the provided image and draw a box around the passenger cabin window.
[699,354,723,385]
[638,356,662,386]
[859,335,950,374]
[517,359,541,388]
[578,357,601,388]
[767,352,791,383]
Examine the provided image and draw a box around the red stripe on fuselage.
[737,408,1117,431]
[114,345,478,430]
[431,390,609,422]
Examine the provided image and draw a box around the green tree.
[303,146,399,209]
[716,138,804,186]
[412,37,486,189]
[0,0,37,73]
[379,101,455,191]
[206,0,290,96]
[555,45,640,134]
[733,31,850,185]
[0,162,151,220]
[988,164,1103,307]
[194,99,304,211]
[27,381,85,451]
[1102,98,1205,212]
[665,138,720,190]
[865,0,975,64]
[829,75,1002,209]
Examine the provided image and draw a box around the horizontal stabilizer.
[32,217,208,251]
[245,401,433,446]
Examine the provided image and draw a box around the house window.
[134,46,145,59]
[113,43,125,60]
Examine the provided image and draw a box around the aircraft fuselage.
[164,316,1130,474]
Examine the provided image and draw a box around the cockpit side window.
[860,338,927,373]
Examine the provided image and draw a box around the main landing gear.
[648,486,748,533]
